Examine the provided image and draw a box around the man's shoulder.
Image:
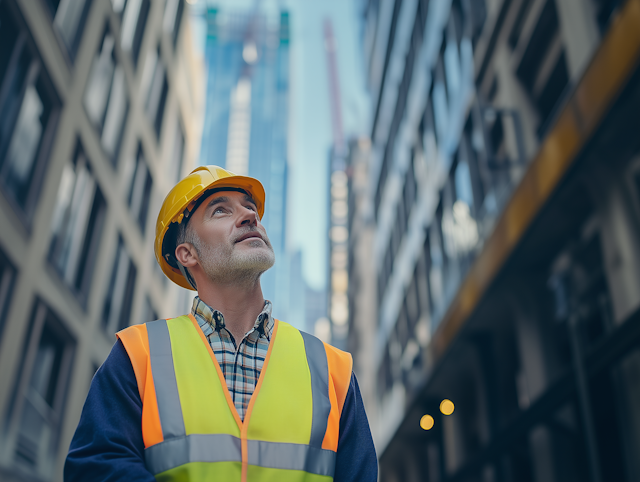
[117,314,192,337]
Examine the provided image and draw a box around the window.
[421,96,438,161]
[127,145,152,233]
[403,152,417,217]
[103,237,137,334]
[392,201,405,259]
[460,124,486,213]
[449,154,480,269]
[48,142,106,304]
[0,247,16,336]
[163,0,185,48]
[378,238,394,303]
[7,301,75,476]
[83,25,129,164]
[515,0,569,136]
[143,47,169,137]
[429,214,446,325]
[46,0,93,59]
[374,151,390,219]
[432,55,449,145]
[444,12,462,99]
[395,302,409,352]
[121,0,150,67]
[405,273,420,334]
[170,119,185,183]
[415,247,431,321]
[0,2,60,222]
[467,0,486,46]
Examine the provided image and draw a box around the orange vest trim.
[116,324,164,448]
[321,342,353,451]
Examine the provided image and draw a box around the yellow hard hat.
[154,165,265,290]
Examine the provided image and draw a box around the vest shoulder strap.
[116,318,192,448]
[116,323,151,400]
[323,342,353,415]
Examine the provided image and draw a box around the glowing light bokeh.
[420,414,434,430]
[440,399,454,415]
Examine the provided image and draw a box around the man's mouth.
[235,232,263,243]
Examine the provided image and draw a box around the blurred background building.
[348,0,640,481]
[197,6,296,322]
[0,0,202,480]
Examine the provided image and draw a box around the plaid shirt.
[191,296,273,421]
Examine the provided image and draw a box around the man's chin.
[234,248,275,270]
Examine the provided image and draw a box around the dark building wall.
[350,0,640,480]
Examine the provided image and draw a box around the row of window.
[375,0,628,400]
[377,100,528,388]
[0,0,186,299]
[376,0,578,317]
[377,179,616,394]
[0,1,186,477]
[42,0,182,66]
[373,0,484,219]
[0,0,184,228]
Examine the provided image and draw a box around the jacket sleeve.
[64,339,155,482]
[334,373,378,482]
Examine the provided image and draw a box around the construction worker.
[64,166,377,481]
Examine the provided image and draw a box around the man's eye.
[213,207,225,214]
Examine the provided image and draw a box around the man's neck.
[196,279,266,343]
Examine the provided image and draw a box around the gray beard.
[193,234,275,286]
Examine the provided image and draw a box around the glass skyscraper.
[200,8,293,323]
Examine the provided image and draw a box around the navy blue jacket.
[64,339,377,481]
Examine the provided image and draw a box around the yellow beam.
[431,0,640,361]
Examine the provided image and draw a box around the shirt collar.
[191,296,274,340]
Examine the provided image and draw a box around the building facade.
[199,8,293,322]
[0,0,202,480]
[351,0,640,480]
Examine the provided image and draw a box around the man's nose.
[237,207,258,227]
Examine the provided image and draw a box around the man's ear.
[175,243,199,268]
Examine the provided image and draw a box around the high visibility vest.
[117,314,353,482]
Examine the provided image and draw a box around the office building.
[352,0,640,480]
[199,8,293,322]
[0,0,202,480]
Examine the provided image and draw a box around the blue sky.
[189,0,370,291]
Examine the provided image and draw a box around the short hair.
[175,217,200,254]
[175,218,190,248]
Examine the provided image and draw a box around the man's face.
[188,190,275,284]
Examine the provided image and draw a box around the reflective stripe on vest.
[116,315,353,481]
[147,320,185,439]
[145,434,336,476]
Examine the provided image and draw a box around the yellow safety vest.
[117,314,353,481]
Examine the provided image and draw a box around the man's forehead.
[195,189,256,214]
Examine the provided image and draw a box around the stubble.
[191,228,275,286]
